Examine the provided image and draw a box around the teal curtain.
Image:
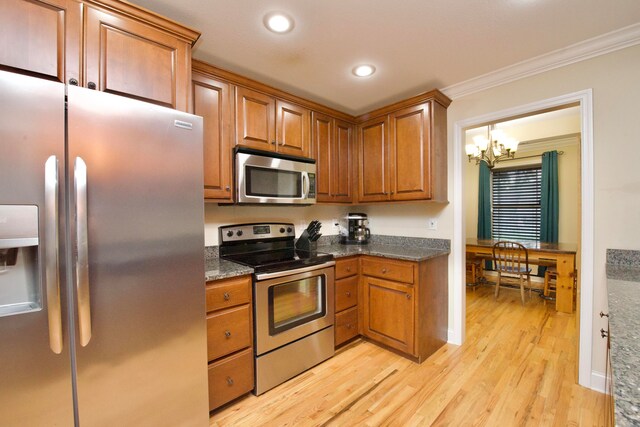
[540,150,559,275]
[477,161,492,269]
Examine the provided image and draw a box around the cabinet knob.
[223,292,230,301]
[87,81,97,90]
[68,78,79,86]
[225,186,231,191]
[406,293,412,300]
[382,268,387,274]
[346,291,351,297]
[346,267,351,272]
[346,324,352,329]
[224,330,231,338]
[271,141,277,145]
[599,311,609,318]
[600,328,608,338]
[226,377,234,386]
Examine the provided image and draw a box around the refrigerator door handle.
[45,156,63,354]
[74,157,92,346]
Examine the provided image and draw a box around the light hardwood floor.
[211,285,605,426]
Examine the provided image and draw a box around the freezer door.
[0,71,74,425]
[67,86,209,425]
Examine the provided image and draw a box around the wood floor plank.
[211,285,605,426]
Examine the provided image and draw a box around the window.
[492,166,542,241]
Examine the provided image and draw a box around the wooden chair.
[492,241,532,305]
[543,267,558,300]
[465,256,485,290]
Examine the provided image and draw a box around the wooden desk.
[466,238,577,313]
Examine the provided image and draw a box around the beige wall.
[448,43,640,379]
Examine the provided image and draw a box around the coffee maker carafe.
[341,213,371,244]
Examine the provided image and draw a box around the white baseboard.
[591,370,607,394]
[447,328,461,345]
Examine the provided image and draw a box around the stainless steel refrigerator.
[0,70,209,426]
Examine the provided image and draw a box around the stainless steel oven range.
[219,223,335,395]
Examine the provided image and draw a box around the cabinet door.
[192,73,232,201]
[0,0,80,84]
[84,6,191,111]
[333,119,354,203]
[236,86,275,151]
[389,103,432,200]
[276,100,310,157]
[312,111,333,202]
[357,116,389,202]
[362,275,414,355]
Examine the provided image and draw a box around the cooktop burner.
[218,222,334,274]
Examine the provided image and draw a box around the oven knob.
[280,227,285,233]
[226,230,233,237]
[287,227,293,233]
[236,230,243,237]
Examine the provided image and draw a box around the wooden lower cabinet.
[206,275,254,411]
[362,275,415,355]
[360,255,448,362]
[208,348,254,411]
[334,257,360,347]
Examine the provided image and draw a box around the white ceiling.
[130,0,640,116]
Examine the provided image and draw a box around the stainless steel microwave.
[235,147,316,205]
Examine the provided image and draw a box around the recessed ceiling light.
[264,12,294,33]
[352,64,376,77]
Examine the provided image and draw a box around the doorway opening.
[452,90,595,390]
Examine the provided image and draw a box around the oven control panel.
[219,223,295,243]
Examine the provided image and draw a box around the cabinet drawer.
[207,304,251,361]
[361,257,415,284]
[335,275,358,312]
[206,275,251,312]
[208,347,254,410]
[335,257,359,279]
[335,307,359,346]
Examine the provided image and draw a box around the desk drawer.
[206,275,251,313]
[361,257,415,284]
[208,348,254,410]
[207,304,252,361]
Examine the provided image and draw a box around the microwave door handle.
[301,172,309,199]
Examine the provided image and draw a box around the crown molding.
[442,23,640,100]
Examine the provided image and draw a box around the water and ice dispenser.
[0,205,41,317]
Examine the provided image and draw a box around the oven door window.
[268,275,326,335]
[246,166,302,198]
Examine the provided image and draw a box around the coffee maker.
[340,213,371,244]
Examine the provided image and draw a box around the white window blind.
[492,166,542,241]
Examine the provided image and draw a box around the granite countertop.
[318,243,449,262]
[606,256,640,426]
[205,235,450,281]
[205,257,253,282]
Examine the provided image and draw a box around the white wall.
[447,43,640,383]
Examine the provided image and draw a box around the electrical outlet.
[427,218,438,230]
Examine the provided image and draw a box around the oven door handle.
[255,261,335,281]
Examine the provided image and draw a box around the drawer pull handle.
[346,267,351,272]
[346,324,352,329]
[224,330,231,338]
[406,293,412,300]
[600,328,609,338]
[226,377,234,386]
[346,291,351,297]
[223,292,230,301]
[382,268,387,273]
[599,311,609,318]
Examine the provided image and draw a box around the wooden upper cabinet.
[333,119,354,202]
[0,0,81,84]
[235,86,276,151]
[389,103,431,200]
[358,116,389,202]
[192,71,232,201]
[312,111,333,201]
[312,112,354,203]
[84,6,193,111]
[276,100,310,157]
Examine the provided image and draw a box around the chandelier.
[465,125,519,168]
